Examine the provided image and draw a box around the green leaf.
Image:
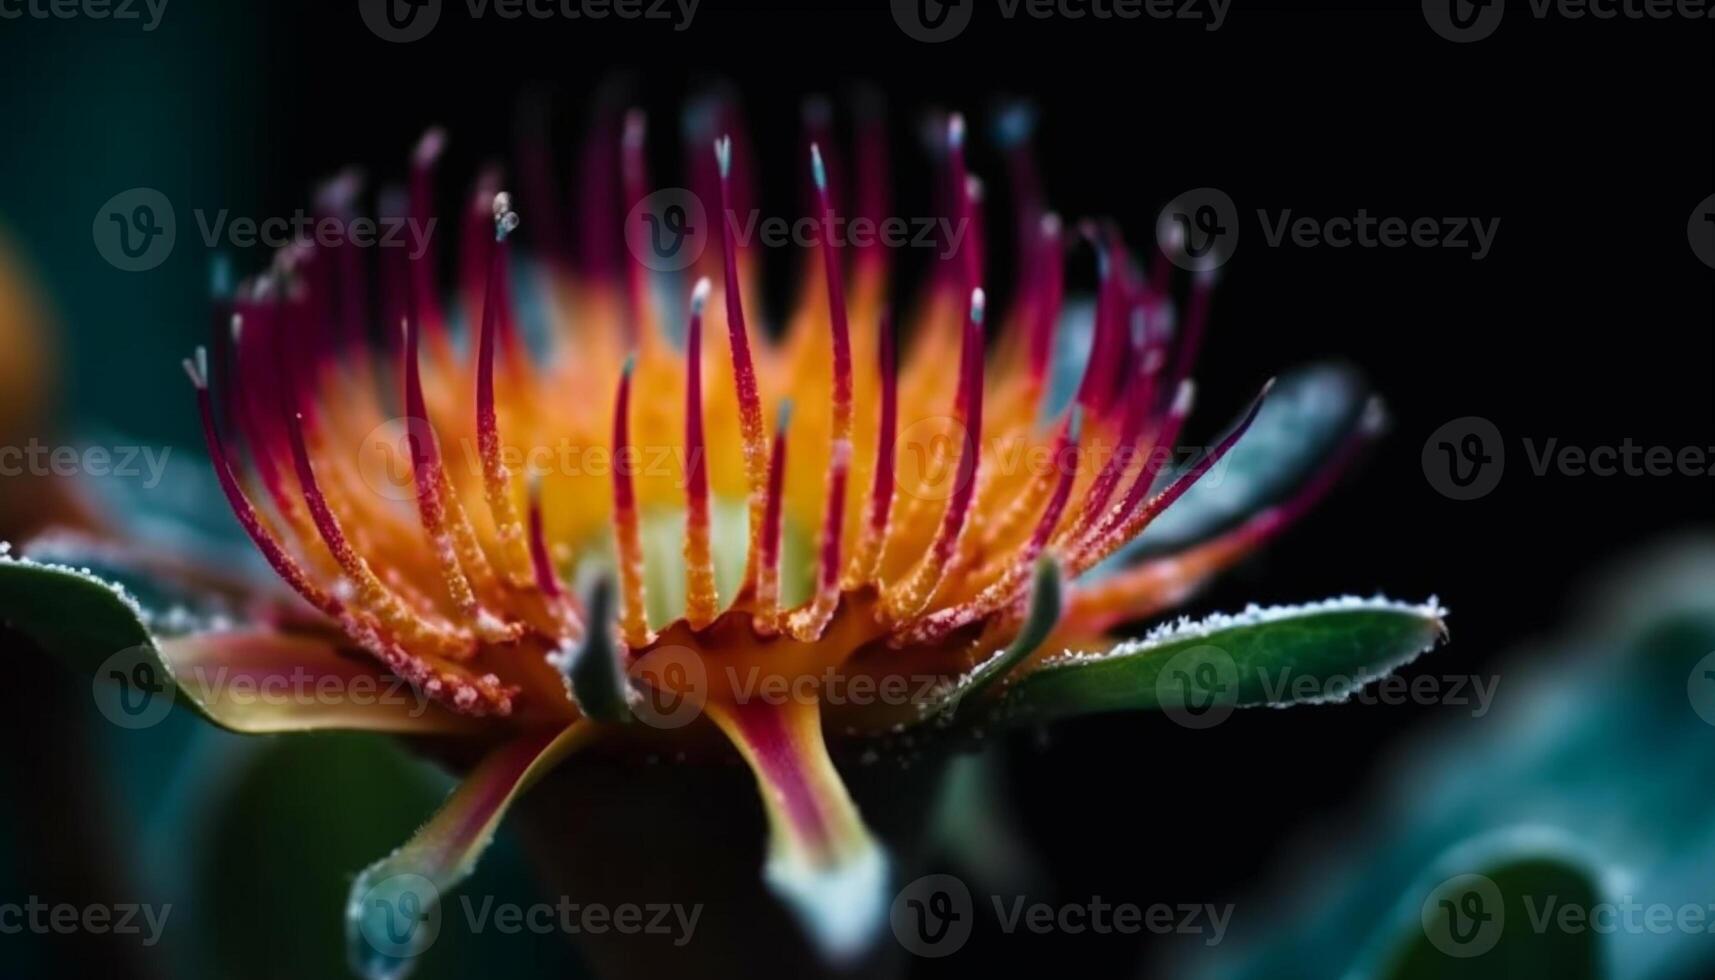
[0,555,479,735]
[0,553,152,672]
[1379,853,1602,980]
[996,596,1448,724]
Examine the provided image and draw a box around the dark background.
[0,1,1710,977]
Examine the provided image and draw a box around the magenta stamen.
[931,290,986,566]
[684,280,711,526]
[1088,379,1197,553]
[621,109,650,349]
[184,348,343,620]
[945,114,981,292]
[1027,214,1064,385]
[476,201,513,479]
[760,403,792,584]
[1133,379,1273,529]
[461,167,504,319]
[867,311,898,541]
[1027,407,1083,554]
[402,312,448,529]
[526,472,565,601]
[408,128,449,347]
[715,134,769,586]
[812,143,855,431]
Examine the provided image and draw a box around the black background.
[3,1,1712,976]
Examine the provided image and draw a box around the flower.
[2,97,1448,979]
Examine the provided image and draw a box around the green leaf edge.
[994,594,1450,724]
[0,550,446,736]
